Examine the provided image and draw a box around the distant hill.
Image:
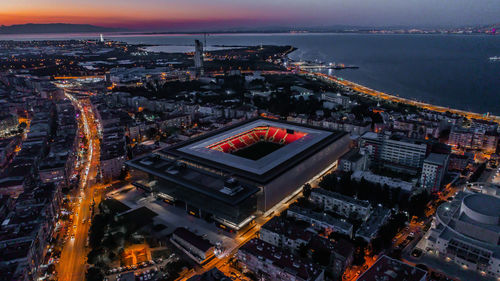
[0,23,127,34]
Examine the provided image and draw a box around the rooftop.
[462,193,500,219]
[424,153,449,166]
[288,205,353,231]
[155,118,345,184]
[172,227,213,252]
[127,154,259,205]
[239,238,323,281]
[311,188,371,208]
[340,148,364,163]
[356,255,427,281]
[261,216,313,242]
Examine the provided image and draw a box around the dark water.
[2,33,500,115]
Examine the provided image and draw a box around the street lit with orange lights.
[306,71,500,125]
[56,91,103,281]
[175,187,306,281]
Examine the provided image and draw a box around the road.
[304,71,500,124]
[57,93,102,281]
[176,187,304,280]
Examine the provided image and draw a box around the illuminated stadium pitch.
[206,126,308,160]
[174,119,335,176]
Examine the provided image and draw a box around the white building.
[351,171,415,192]
[309,188,371,221]
[360,132,428,174]
[339,149,367,172]
[423,191,500,279]
[321,92,350,108]
[420,153,449,192]
[287,205,353,237]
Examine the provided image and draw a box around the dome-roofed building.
[424,191,500,279]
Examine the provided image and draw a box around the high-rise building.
[360,132,428,174]
[194,40,204,75]
[420,153,449,192]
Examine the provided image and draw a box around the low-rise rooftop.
[356,255,427,281]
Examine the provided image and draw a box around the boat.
[489,56,500,61]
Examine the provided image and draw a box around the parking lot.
[106,255,178,281]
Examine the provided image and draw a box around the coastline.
[304,71,500,124]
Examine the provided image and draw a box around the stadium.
[126,118,350,231]
[206,126,308,160]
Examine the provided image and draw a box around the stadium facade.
[126,118,350,231]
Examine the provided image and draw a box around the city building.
[0,113,18,137]
[170,227,215,264]
[126,118,349,232]
[0,183,61,281]
[287,205,353,237]
[194,40,204,75]
[351,171,415,192]
[355,206,391,242]
[356,255,427,281]
[448,153,471,172]
[423,191,500,279]
[448,126,499,154]
[360,132,428,174]
[237,238,324,281]
[259,216,313,251]
[420,153,449,192]
[321,92,351,108]
[307,236,354,280]
[321,118,371,136]
[309,188,371,221]
[338,149,367,172]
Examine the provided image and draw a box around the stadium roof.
[160,118,345,184]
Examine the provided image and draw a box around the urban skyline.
[0,2,499,281]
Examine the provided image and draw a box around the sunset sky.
[2,0,499,30]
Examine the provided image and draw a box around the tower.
[194,40,204,75]
[99,34,104,43]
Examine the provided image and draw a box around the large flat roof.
[159,118,346,184]
[126,153,259,205]
[177,119,331,175]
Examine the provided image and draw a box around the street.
[57,93,102,281]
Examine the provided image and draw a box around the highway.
[56,93,102,281]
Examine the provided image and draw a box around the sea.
[2,33,500,115]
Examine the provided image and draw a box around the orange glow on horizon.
[0,2,288,29]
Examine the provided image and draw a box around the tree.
[102,235,118,250]
[86,267,104,281]
[312,248,331,266]
[303,183,312,199]
[87,248,104,265]
[298,243,309,258]
[18,122,27,130]
[407,191,430,218]
[47,264,56,275]
[319,173,338,191]
[88,214,107,249]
